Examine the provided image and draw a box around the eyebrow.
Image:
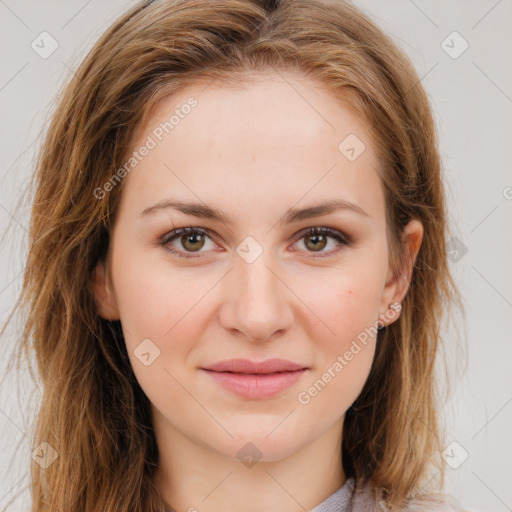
[139,198,369,224]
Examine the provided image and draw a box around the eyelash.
[160,226,350,260]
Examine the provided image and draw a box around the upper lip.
[201,358,307,374]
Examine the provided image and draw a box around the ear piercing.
[377,302,402,330]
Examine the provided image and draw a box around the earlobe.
[92,259,120,321]
[377,302,402,329]
[379,219,424,328]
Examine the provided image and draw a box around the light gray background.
[1,1,511,511]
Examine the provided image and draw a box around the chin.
[203,427,308,464]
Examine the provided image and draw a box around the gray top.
[161,476,465,511]
[309,477,468,512]
[161,478,361,512]
[310,477,356,512]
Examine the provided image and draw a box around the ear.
[92,258,120,320]
[378,219,423,327]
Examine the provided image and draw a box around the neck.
[153,409,346,512]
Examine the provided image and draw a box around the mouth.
[201,368,308,399]
[201,358,308,374]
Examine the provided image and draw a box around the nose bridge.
[239,251,278,305]
[220,241,293,341]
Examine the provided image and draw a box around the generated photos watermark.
[93,97,198,200]
[297,303,402,405]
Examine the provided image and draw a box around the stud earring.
[389,302,402,312]
[377,302,402,331]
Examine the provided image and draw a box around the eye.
[291,227,350,258]
[161,226,218,258]
[161,226,350,259]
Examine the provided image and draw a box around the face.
[93,69,421,464]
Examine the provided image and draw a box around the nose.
[218,248,295,343]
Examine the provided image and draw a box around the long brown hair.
[1,0,462,510]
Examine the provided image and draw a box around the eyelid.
[288,226,350,258]
[161,226,219,259]
[292,226,351,246]
[161,226,214,244]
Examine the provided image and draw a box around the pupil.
[183,233,204,251]
[307,234,326,251]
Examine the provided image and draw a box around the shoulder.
[351,481,468,512]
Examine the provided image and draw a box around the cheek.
[110,247,214,354]
[300,262,385,346]
[291,255,386,405]
[110,253,212,406]
[294,270,381,418]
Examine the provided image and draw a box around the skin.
[93,68,422,512]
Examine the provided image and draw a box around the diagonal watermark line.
[200,470,234,502]
[266,164,337,235]
[62,61,76,76]
[0,268,24,297]
[470,204,499,233]
[472,396,512,439]
[406,61,439,96]
[407,0,439,28]
[265,265,336,335]
[472,0,503,29]
[411,410,438,440]
[0,0,29,28]
[0,471,29,505]
[199,75,219,94]
[271,67,336,130]
[0,62,29,93]
[163,367,234,438]
[0,407,28,439]
[265,409,294,437]
[0,202,28,233]
[411,471,439,499]
[471,266,512,308]
[265,470,307,511]
[420,472,439,493]
[163,163,233,236]
[472,60,512,104]
[471,471,511,510]
[61,0,93,29]
[162,267,234,337]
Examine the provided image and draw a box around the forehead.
[118,69,384,224]
[141,69,371,148]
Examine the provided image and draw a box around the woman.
[2,0,465,510]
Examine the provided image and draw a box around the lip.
[201,358,307,374]
[200,358,308,399]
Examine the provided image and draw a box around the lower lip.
[202,369,307,399]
